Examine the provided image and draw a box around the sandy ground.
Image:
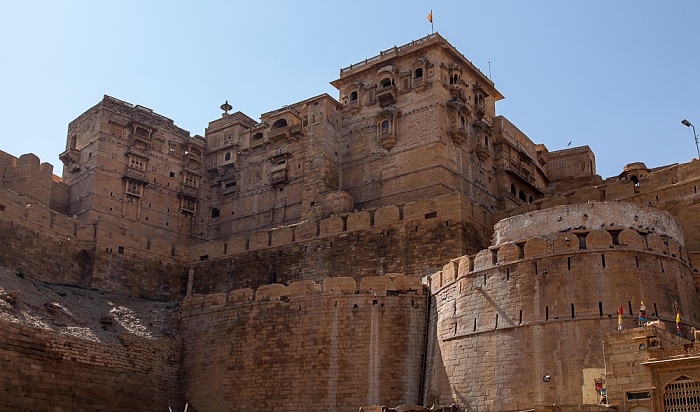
[0,266,180,344]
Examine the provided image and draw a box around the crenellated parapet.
[423,201,700,410]
[182,274,425,316]
[187,191,485,261]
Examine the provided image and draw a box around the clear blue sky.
[1,1,698,179]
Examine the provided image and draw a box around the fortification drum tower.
[424,202,698,410]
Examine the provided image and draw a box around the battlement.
[427,225,690,293]
[187,191,480,261]
[182,274,425,315]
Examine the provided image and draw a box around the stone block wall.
[188,192,493,295]
[497,160,700,270]
[0,318,180,410]
[179,276,426,412]
[0,188,92,287]
[424,221,697,410]
[0,185,186,300]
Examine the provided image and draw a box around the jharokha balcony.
[376,84,397,107]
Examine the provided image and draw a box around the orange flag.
[427,11,433,24]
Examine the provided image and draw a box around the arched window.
[519,190,526,202]
[350,91,358,102]
[381,120,390,132]
[252,132,263,141]
[271,119,287,129]
[380,78,392,88]
[460,116,466,128]
[414,68,423,79]
[630,175,640,187]
[529,196,533,203]
[510,184,516,195]
[664,377,700,411]
[484,136,489,147]
[224,152,231,162]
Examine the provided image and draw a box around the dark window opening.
[381,119,390,132]
[200,255,209,261]
[224,152,231,161]
[414,68,423,79]
[350,91,358,101]
[425,212,437,219]
[252,132,263,141]
[626,391,650,400]
[510,184,516,195]
[630,175,639,187]
[211,208,220,218]
[519,190,526,202]
[170,171,175,178]
[599,302,603,316]
[571,303,575,319]
[271,119,288,129]
[118,246,124,255]
[380,78,392,88]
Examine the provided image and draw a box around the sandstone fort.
[2,33,700,411]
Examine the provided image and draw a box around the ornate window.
[414,68,423,79]
[224,152,232,162]
[271,119,287,129]
[183,173,199,188]
[181,196,197,214]
[381,120,390,132]
[125,179,143,197]
[128,155,146,171]
[375,108,400,151]
[350,91,358,102]
[664,376,700,411]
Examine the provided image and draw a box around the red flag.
[617,305,623,330]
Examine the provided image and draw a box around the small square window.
[118,246,124,254]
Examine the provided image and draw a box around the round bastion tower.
[424,202,699,410]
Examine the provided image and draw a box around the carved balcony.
[124,168,148,184]
[270,163,289,186]
[449,84,463,99]
[59,148,81,172]
[178,187,198,199]
[376,84,397,107]
[379,132,398,151]
[475,142,491,162]
[183,151,203,164]
[447,125,469,145]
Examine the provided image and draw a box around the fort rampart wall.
[424,203,698,410]
[497,160,700,269]
[179,275,426,412]
[188,192,493,294]
[0,318,180,410]
[0,181,187,300]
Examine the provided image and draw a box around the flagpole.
[431,10,434,33]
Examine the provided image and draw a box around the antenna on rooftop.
[488,61,492,80]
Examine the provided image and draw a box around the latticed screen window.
[129,156,145,171]
[181,197,196,213]
[125,180,143,197]
[664,377,700,411]
[184,173,199,188]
